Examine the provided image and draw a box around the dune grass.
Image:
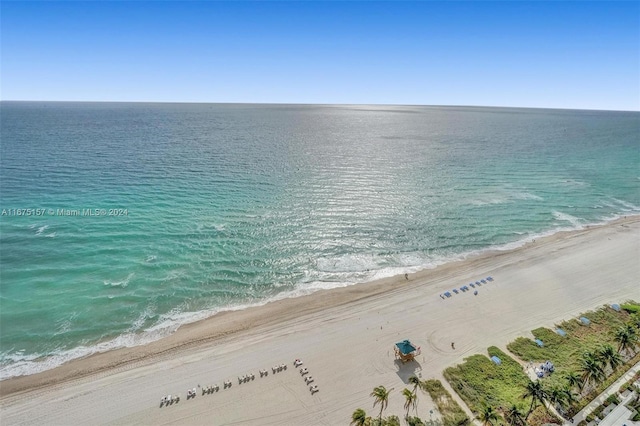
[420,379,470,426]
[507,305,635,391]
[443,346,530,421]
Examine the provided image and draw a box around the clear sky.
[1,1,638,110]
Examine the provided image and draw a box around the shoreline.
[1,215,638,400]
[2,214,638,383]
[0,215,639,425]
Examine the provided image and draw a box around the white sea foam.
[552,211,584,228]
[612,198,640,212]
[469,188,542,206]
[103,273,135,288]
[510,191,543,201]
[35,225,49,235]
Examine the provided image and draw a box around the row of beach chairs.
[159,360,295,408]
[298,360,319,394]
[441,276,493,299]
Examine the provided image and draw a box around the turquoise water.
[1,102,639,378]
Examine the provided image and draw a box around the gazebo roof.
[395,340,416,355]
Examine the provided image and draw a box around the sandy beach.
[1,217,639,425]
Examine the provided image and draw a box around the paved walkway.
[571,361,640,425]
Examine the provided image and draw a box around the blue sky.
[1,1,638,110]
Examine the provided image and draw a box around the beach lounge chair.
[310,385,319,394]
[294,359,303,367]
[481,279,487,284]
[444,292,451,298]
[300,368,309,375]
[475,281,481,286]
[305,376,314,384]
[453,289,459,294]
[486,276,493,281]
[469,283,475,288]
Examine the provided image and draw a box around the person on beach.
[451,342,455,349]
[404,273,408,280]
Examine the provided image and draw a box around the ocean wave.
[552,211,584,228]
[103,272,135,288]
[612,198,640,212]
[0,325,177,380]
[469,189,542,206]
[35,225,49,235]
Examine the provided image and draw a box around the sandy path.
[1,218,639,425]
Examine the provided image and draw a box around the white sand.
[1,218,639,426]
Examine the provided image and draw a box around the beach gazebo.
[394,340,421,363]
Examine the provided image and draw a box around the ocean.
[1,102,638,379]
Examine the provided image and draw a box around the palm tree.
[502,404,525,426]
[478,405,499,426]
[564,371,583,394]
[580,351,605,390]
[546,385,568,411]
[629,313,640,330]
[562,384,578,407]
[522,379,546,418]
[408,376,420,393]
[597,343,623,372]
[613,325,638,356]
[351,408,371,426]
[407,376,421,411]
[370,385,393,421]
[401,388,417,418]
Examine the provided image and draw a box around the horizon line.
[1,100,638,113]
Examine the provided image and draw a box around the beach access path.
[1,217,639,425]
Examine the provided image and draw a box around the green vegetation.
[352,381,469,426]
[574,351,640,413]
[618,371,640,393]
[621,303,640,314]
[507,305,638,397]
[420,379,470,426]
[443,347,530,421]
[442,304,640,425]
